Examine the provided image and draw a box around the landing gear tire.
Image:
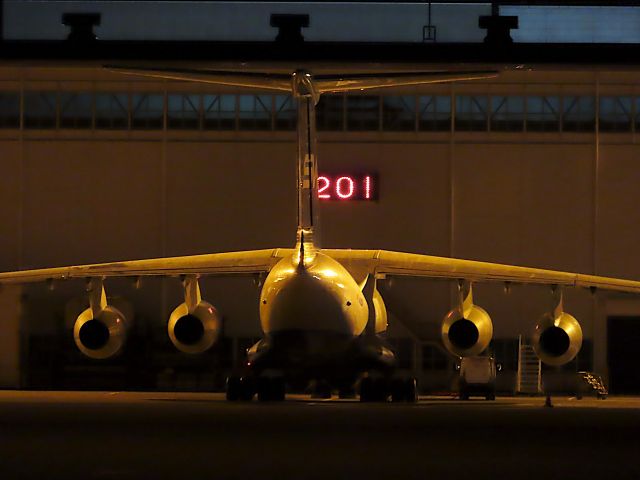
[226,375,255,401]
[226,375,242,401]
[360,377,389,402]
[391,378,418,403]
[405,377,418,403]
[239,376,256,401]
[257,376,286,402]
[311,380,333,399]
[359,377,375,402]
[485,393,496,401]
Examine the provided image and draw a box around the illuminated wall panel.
[0,142,21,272]
[21,141,164,268]
[597,146,640,280]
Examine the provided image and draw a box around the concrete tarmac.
[1,391,639,479]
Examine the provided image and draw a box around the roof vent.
[270,14,309,44]
[62,13,101,42]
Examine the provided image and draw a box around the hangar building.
[1,1,640,395]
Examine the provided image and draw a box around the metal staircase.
[577,371,608,399]
[516,335,542,395]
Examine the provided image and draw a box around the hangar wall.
[1,66,640,391]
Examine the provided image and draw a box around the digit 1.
[364,176,372,200]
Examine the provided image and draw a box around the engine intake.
[74,305,128,359]
[168,301,221,354]
[441,304,493,357]
[532,311,582,366]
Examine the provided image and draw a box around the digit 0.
[336,176,355,199]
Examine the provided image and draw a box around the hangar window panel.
[0,92,20,128]
[422,344,448,371]
[418,95,451,131]
[167,94,201,130]
[59,92,93,129]
[95,93,129,129]
[131,93,164,130]
[382,96,416,131]
[316,94,344,131]
[274,95,296,131]
[346,95,380,131]
[203,95,236,130]
[632,98,640,133]
[238,95,272,130]
[526,96,560,132]
[599,97,632,132]
[455,95,488,131]
[562,96,596,132]
[490,96,525,132]
[24,92,57,129]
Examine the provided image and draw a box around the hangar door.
[607,316,640,394]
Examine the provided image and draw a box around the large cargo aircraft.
[2,66,640,402]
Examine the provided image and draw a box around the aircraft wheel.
[311,380,332,399]
[372,378,389,402]
[257,377,272,402]
[225,375,242,401]
[257,376,285,402]
[271,376,286,402]
[485,393,496,401]
[405,377,418,403]
[239,376,256,401]
[391,378,406,403]
[359,377,374,402]
[338,385,356,399]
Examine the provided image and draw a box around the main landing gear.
[226,374,286,402]
[359,376,418,403]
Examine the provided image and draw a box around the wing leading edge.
[0,249,292,284]
[323,249,640,295]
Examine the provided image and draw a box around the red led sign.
[318,173,377,201]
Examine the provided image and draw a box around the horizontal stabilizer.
[105,65,499,93]
[104,65,293,91]
[314,70,499,93]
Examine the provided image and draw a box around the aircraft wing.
[323,249,640,294]
[0,248,293,284]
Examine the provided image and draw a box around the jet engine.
[73,279,128,359]
[168,275,221,354]
[74,304,128,360]
[168,300,221,354]
[441,304,493,357]
[532,311,582,366]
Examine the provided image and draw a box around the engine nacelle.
[74,305,128,360]
[532,311,582,366]
[168,301,221,354]
[372,288,388,334]
[441,304,493,357]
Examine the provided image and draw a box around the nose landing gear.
[226,374,286,402]
[359,376,418,403]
